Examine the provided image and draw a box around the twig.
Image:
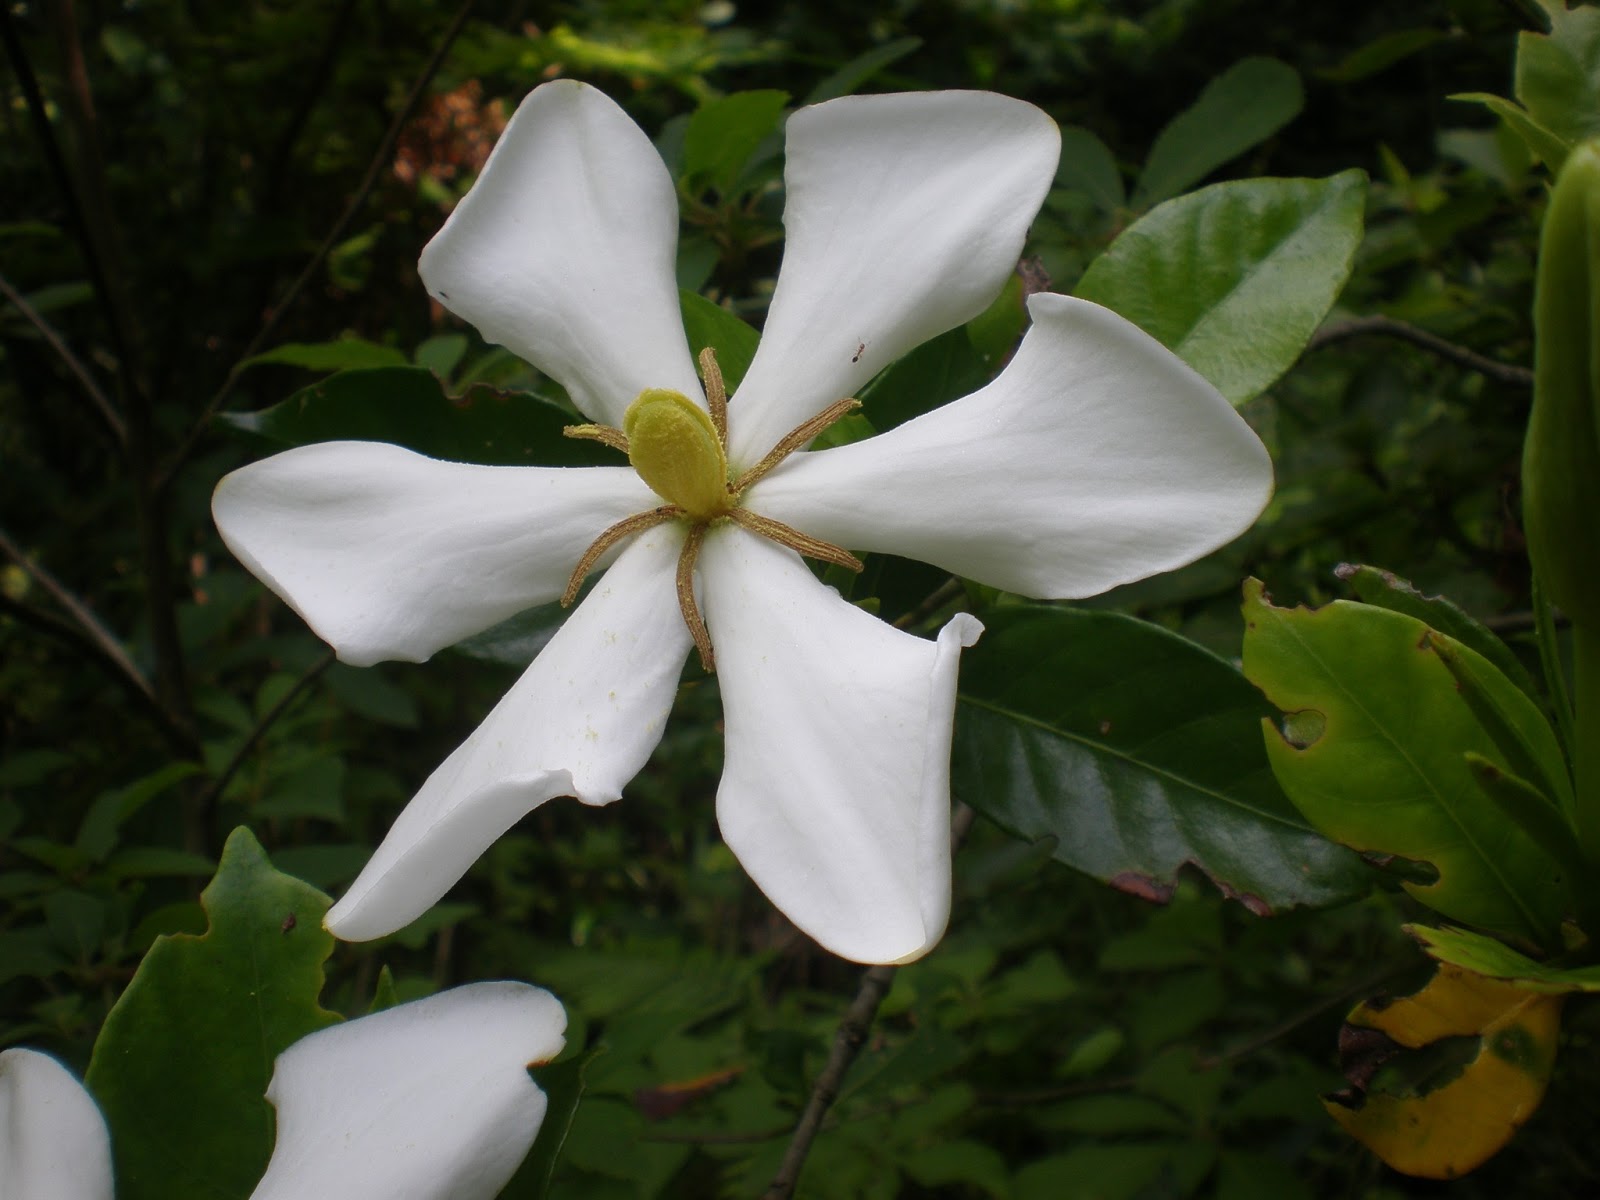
[0,526,157,712]
[46,0,146,396]
[196,650,336,831]
[0,5,136,387]
[0,270,126,446]
[160,0,478,485]
[763,804,977,1200]
[1307,314,1534,388]
[892,577,965,631]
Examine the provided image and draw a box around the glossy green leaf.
[1410,924,1600,993]
[1075,171,1366,405]
[1518,1,1600,151]
[1134,57,1304,208]
[680,289,760,394]
[681,89,789,198]
[953,605,1369,914]
[1056,125,1125,213]
[245,338,409,371]
[85,827,340,1200]
[1241,580,1572,948]
[222,367,614,467]
[1335,564,1540,703]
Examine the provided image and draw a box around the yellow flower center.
[623,389,730,521]
[561,348,863,672]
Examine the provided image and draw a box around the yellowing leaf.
[1325,964,1562,1179]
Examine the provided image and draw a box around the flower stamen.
[561,505,681,606]
[676,522,715,671]
[733,395,862,492]
[698,346,728,444]
[563,424,630,453]
[725,508,863,572]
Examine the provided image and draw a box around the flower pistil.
[563,347,863,670]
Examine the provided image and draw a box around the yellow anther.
[623,389,730,521]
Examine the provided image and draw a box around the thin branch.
[0,4,136,386]
[0,527,197,756]
[763,804,977,1200]
[0,269,126,446]
[197,650,336,823]
[46,0,146,396]
[1307,315,1534,388]
[161,0,478,484]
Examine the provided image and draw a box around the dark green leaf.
[1317,28,1445,83]
[802,37,922,105]
[679,290,760,393]
[681,90,789,197]
[954,605,1369,914]
[859,326,989,432]
[222,367,615,467]
[1076,171,1367,405]
[1056,125,1125,213]
[508,1045,603,1198]
[1133,57,1304,208]
[245,338,409,371]
[85,828,340,1200]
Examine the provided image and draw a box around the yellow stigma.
[623,388,730,521]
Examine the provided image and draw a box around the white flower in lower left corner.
[0,982,566,1200]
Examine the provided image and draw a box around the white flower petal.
[418,80,700,426]
[726,91,1060,468]
[251,982,565,1200]
[213,441,657,667]
[700,526,981,964]
[0,1049,113,1200]
[326,529,691,940]
[747,293,1273,597]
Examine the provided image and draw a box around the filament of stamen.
[561,506,681,607]
[698,347,728,444]
[733,396,862,491]
[563,424,630,453]
[725,508,863,573]
[676,523,715,671]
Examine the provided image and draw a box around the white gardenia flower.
[0,983,565,1200]
[213,81,1272,965]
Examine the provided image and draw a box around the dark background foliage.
[4,0,1594,1196]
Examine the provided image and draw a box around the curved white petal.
[0,1049,113,1200]
[700,526,981,964]
[726,91,1060,468]
[419,80,700,426]
[214,442,658,667]
[326,528,691,940]
[747,293,1273,598]
[251,982,566,1200]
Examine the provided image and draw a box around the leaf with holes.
[1241,580,1573,949]
[1326,964,1562,1180]
[953,605,1368,914]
